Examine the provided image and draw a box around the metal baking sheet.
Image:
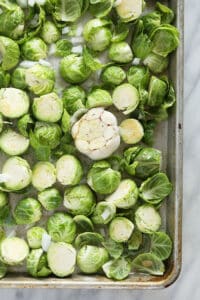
[0,0,184,289]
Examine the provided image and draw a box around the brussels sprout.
[25,64,55,96]
[83,19,112,52]
[47,242,76,277]
[27,227,47,249]
[0,237,29,265]
[101,66,126,86]
[86,88,112,109]
[148,76,168,107]
[74,215,94,233]
[2,156,32,191]
[64,185,96,216]
[127,66,150,89]
[11,68,27,90]
[75,232,104,249]
[150,231,172,260]
[33,93,63,123]
[0,36,20,70]
[0,129,29,156]
[14,198,42,225]
[106,179,138,209]
[132,29,153,60]
[141,12,161,34]
[92,201,116,225]
[112,83,139,115]
[62,85,86,115]
[60,54,92,84]
[47,212,76,244]
[83,46,105,71]
[102,238,123,259]
[124,146,162,179]
[103,257,131,280]
[32,162,56,191]
[135,204,161,234]
[0,191,7,209]
[90,0,114,18]
[0,68,10,88]
[128,227,142,250]
[17,114,34,137]
[109,217,134,242]
[0,88,30,118]
[27,249,51,278]
[0,261,7,279]
[41,21,60,44]
[132,252,165,275]
[139,173,172,205]
[22,38,47,61]
[61,109,71,133]
[115,0,143,23]
[156,2,174,24]
[33,122,62,149]
[119,119,144,144]
[144,53,169,74]
[71,108,120,160]
[87,161,121,195]
[150,24,179,57]
[108,42,133,63]
[53,0,83,23]
[77,245,109,274]
[38,188,62,211]
[56,155,83,186]
[55,39,72,57]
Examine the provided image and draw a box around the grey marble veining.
[0,0,199,299]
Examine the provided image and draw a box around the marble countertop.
[0,0,198,299]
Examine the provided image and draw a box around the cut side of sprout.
[0,129,29,156]
[0,237,29,265]
[32,162,56,191]
[47,242,76,277]
[116,0,143,22]
[119,119,144,144]
[135,205,161,234]
[109,217,134,243]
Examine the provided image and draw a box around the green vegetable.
[119,118,144,144]
[73,215,94,233]
[33,122,62,149]
[0,68,10,88]
[0,237,28,266]
[0,36,20,70]
[86,88,112,109]
[92,201,116,225]
[38,188,62,211]
[127,66,150,89]
[17,114,34,137]
[22,38,47,61]
[0,261,7,279]
[109,217,134,243]
[41,21,60,44]
[103,257,131,280]
[128,228,142,250]
[27,249,51,278]
[0,191,7,209]
[144,53,169,74]
[109,42,133,63]
[102,238,123,259]
[62,85,86,115]
[101,66,126,86]
[75,232,104,248]
[156,2,174,24]
[32,161,56,191]
[115,0,143,23]
[53,0,84,23]
[0,129,29,156]
[150,231,172,260]
[89,0,114,18]
[27,227,47,249]
[11,68,27,89]
[55,39,72,57]
[148,76,168,107]
[61,109,71,133]
[135,204,161,234]
[14,198,42,225]
[132,252,165,275]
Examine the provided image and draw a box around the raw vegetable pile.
[0,0,179,281]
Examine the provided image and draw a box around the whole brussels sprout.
[109,217,134,242]
[27,227,47,249]
[0,36,20,70]
[27,249,51,278]
[22,38,47,61]
[127,66,150,89]
[64,185,96,216]
[83,18,112,52]
[38,188,62,211]
[0,68,10,88]
[101,66,126,86]
[14,198,42,225]
[33,122,62,149]
[25,64,55,96]
[0,237,29,265]
[41,21,60,44]
[11,68,27,90]
[77,245,109,274]
[86,88,113,109]
[87,161,121,195]
[32,161,56,191]
[62,85,86,115]
[92,201,116,225]
[47,212,76,244]
[60,54,92,84]
[108,42,133,63]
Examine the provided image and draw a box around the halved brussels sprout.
[103,257,131,280]
[148,76,168,107]
[0,237,29,265]
[83,19,112,52]
[32,162,56,191]
[150,231,172,260]
[109,217,134,242]
[143,53,169,74]
[0,261,7,279]
[11,68,27,90]
[123,146,162,179]
[62,85,86,115]
[108,42,133,63]
[128,227,142,250]
[132,252,165,275]
[0,36,20,70]
[47,212,76,244]
[22,38,47,61]
[73,215,94,233]
[14,198,42,225]
[119,119,144,144]
[112,83,139,115]
[25,64,55,96]
[41,21,60,44]
[86,88,113,109]
[139,173,173,204]
[56,155,83,186]
[33,93,63,123]
[115,0,143,23]
[0,88,30,118]
[2,156,32,191]
[106,179,138,209]
[60,54,92,84]
[0,129,29,156]
[53,0,84,23]
[101,66,126,86]
[87,160,121,195]
[33,122,62,149]
[77,245,109,274]
[127,66,150,89]
[92,201,116,225]
[38,188,62,211]
[27,227,47,249]
[27,248,51,278]
[102,238,123,259]
[64,185,96,216]
[135,204,161,234]
[0,68,10,88]
[75,232,104,249]
[47,242,76,277]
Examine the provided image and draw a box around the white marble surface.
[0,0,199,298]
